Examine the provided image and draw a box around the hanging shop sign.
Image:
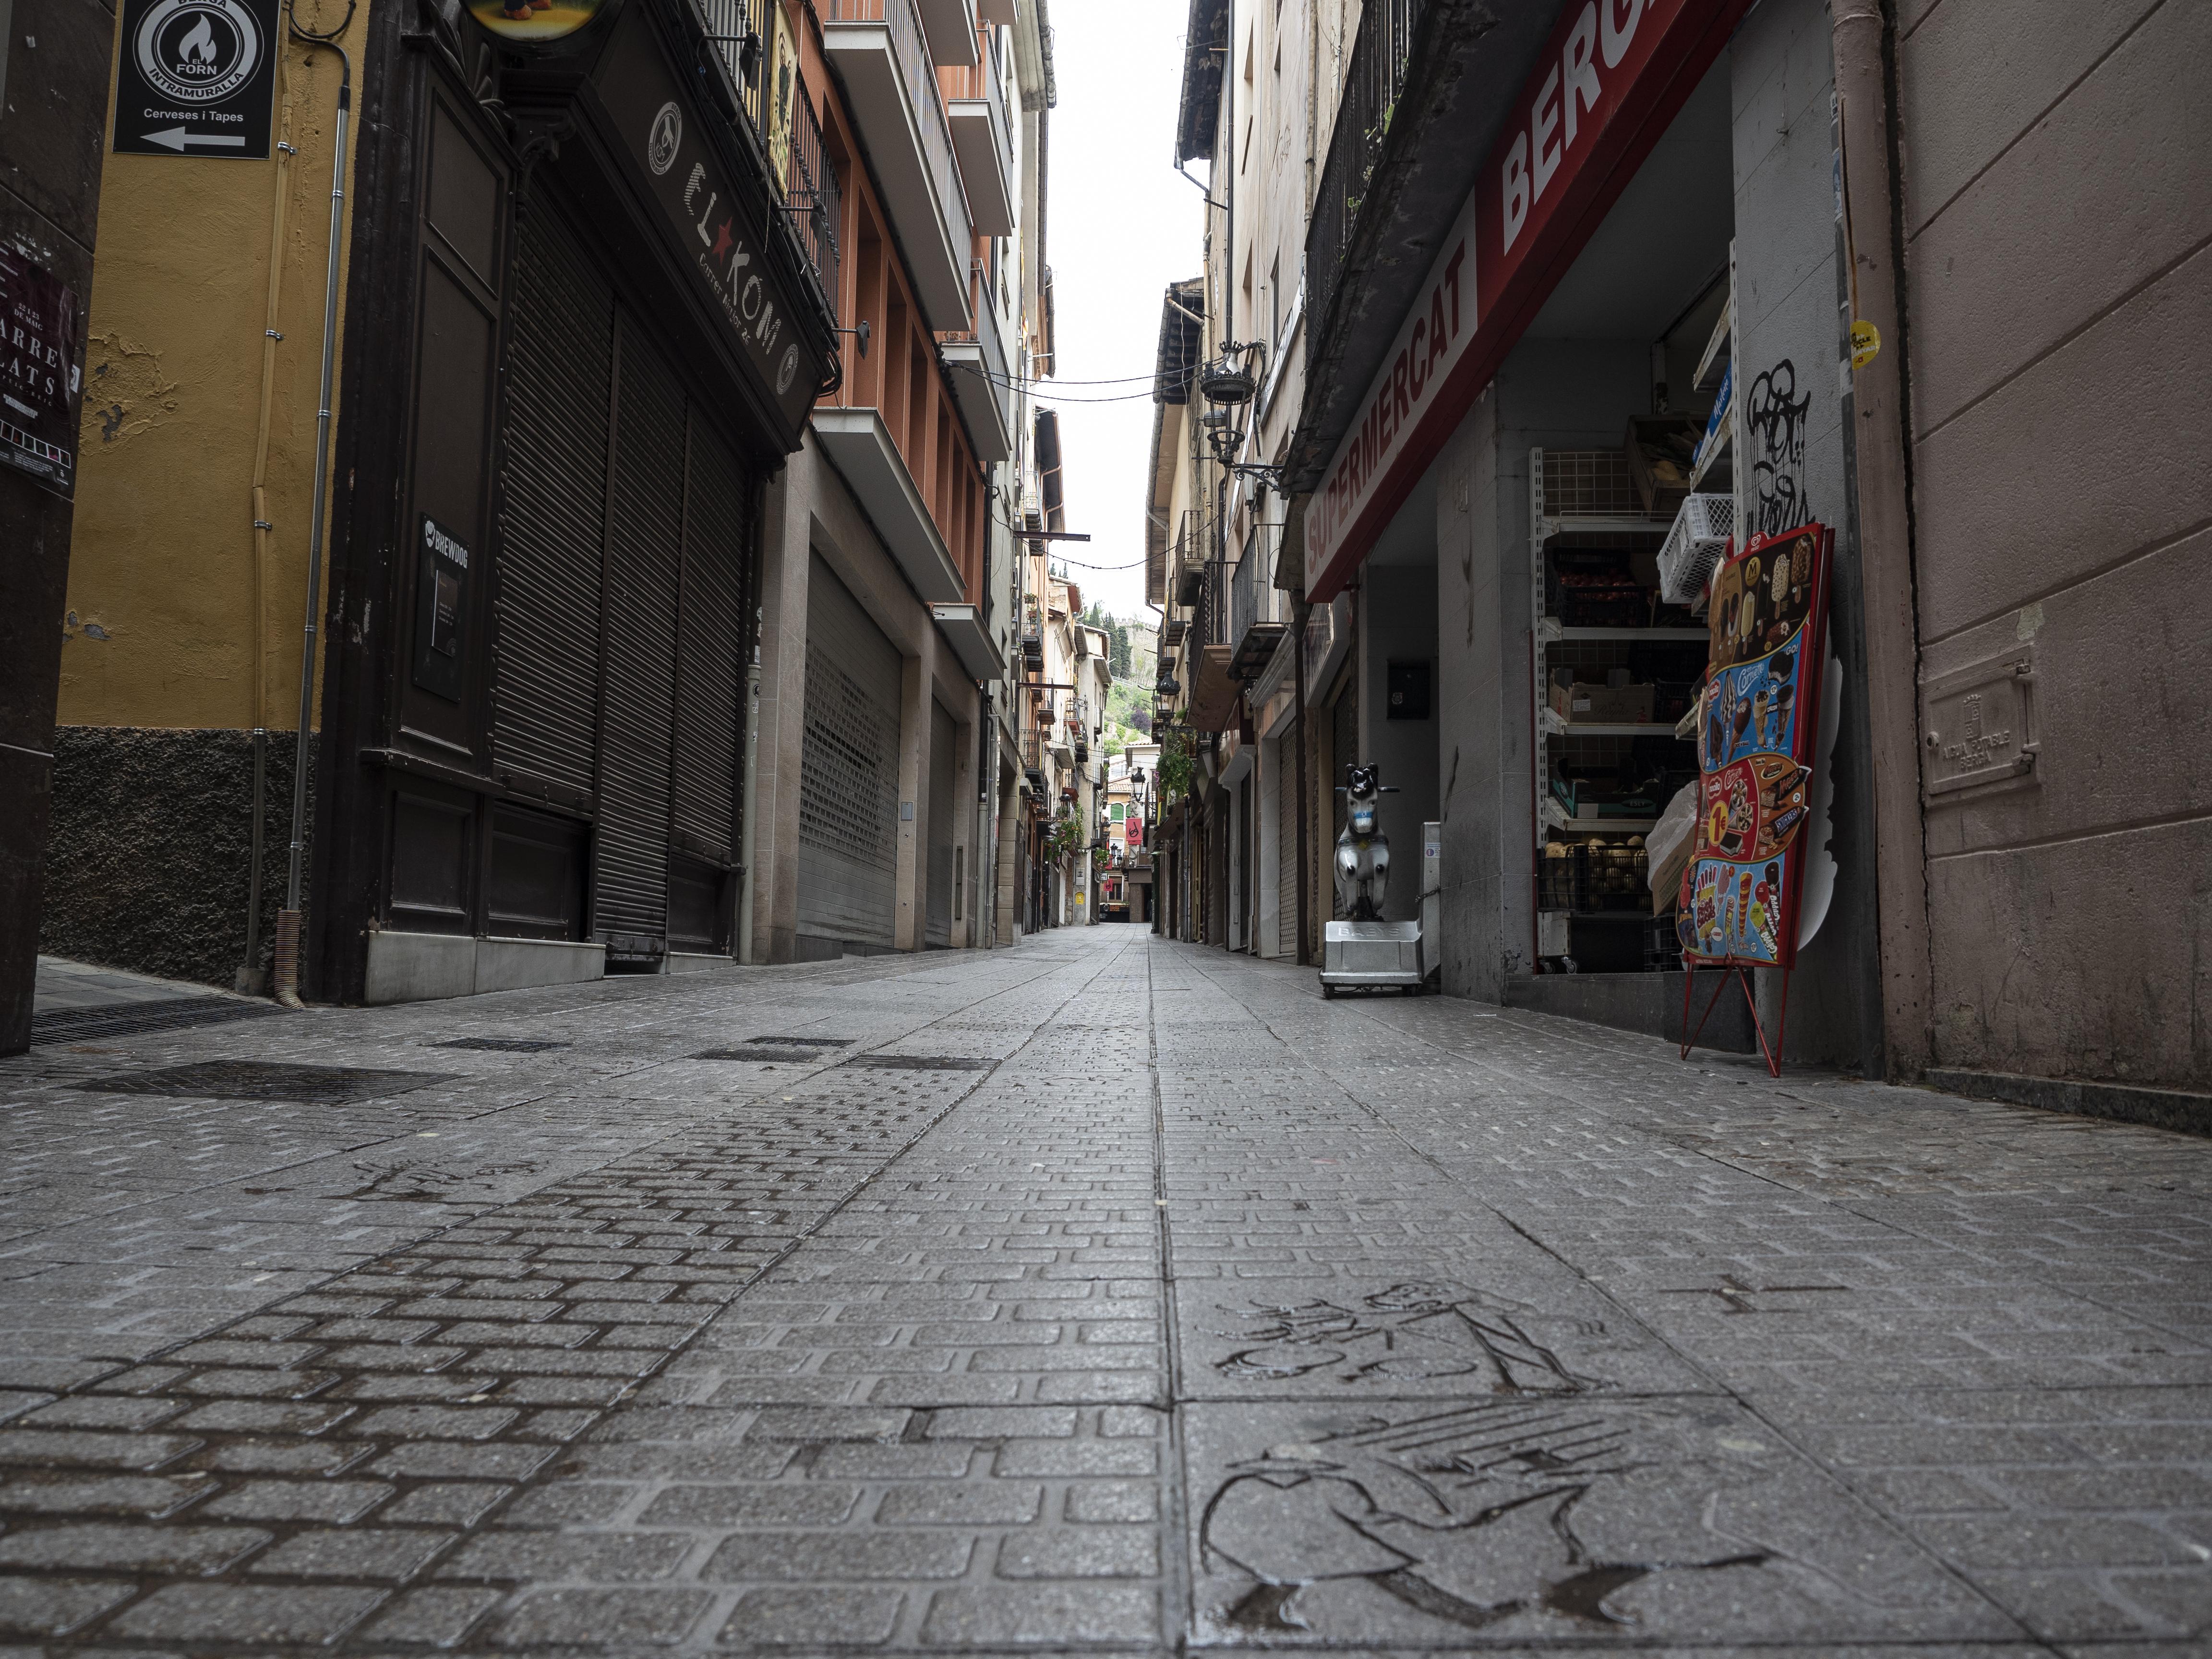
[1676,522,1832,969]
[468,0,609,43]
[0,249,81,497]
[112,0,279,159]
[1306,0,1755,601]
[590,8,830,436]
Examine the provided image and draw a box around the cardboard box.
[1549,669,1656,725]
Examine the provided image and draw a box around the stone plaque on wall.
[1922,646,2037,798]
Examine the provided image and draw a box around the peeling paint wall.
[60,24,367,733]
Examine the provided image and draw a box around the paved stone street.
[2,927,2210,1656]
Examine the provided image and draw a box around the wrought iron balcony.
[782,72,842,313]
[1228,548,1287,681]
[1306,0,1426,378]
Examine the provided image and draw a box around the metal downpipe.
[274,67,349,1009]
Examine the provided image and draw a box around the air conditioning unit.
[1658,493,1734,610]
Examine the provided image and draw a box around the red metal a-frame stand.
[1679,959,1791,1078]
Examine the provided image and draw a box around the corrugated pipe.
[275,9,352,1010]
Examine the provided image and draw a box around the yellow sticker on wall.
[1850,319,1881,369]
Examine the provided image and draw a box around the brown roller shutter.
[594,317,686,957]
[492,206,611,803]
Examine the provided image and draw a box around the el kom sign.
[1304,0,1753,601]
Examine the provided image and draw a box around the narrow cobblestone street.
[2,927,2209,1655]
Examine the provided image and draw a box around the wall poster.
[0,248,80,496]
[1676,523,1832,970]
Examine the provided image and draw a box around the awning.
[1303,0,1752,601]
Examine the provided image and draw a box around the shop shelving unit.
[1528,447,1688,961]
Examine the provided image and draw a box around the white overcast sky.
[1034,0,1204,624]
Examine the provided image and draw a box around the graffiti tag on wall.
[1744,360,1812,539]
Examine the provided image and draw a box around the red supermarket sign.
[1306,0,1752,600]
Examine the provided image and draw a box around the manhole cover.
[433,1037,571,1053]
[75,1060,457,1103]
[845,1054,993,1071]
[30,998,283,1046]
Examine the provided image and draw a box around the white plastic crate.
[1658,493,1733,606]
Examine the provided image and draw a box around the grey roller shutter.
[673,415,747,866]
[1277,738,1297,958]
[925,698,955,947]
[1331,681,1357,921]
[666,413,755,953]
[594,316,686,954]
[798,557,900,951]
[493,206,610,801]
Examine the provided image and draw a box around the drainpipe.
[1292,597,1310,965]
[736,647,760,962]
[1832,0,1933,1079]
[237,60,298,996]
[273,49,351,1010]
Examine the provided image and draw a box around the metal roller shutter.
[594,317,686,955]
[673,415,748,866]
[1331,681,1357,920]
[1277,737,1297,958]
[493,206,610,801]
[925,698,955,947]
[666,413,754,953]
[798,556,900,951]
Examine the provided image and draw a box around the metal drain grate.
[844,1054,994,1071]
[30,998,283,1046]
[433,1037,571,1053]
[691,1046,838,1064]
[74,1059,458,1103]
[749,1035,856,1046]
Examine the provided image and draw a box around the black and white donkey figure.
[1333,764,1398,921]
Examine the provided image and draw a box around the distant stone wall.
[41,727,311,990]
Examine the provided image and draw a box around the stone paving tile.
[3,931,2212,1652]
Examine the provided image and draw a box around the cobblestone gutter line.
[0,939,1140,1652]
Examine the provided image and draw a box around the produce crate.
[1584,839,1650,912]
[1537,844,1585,912]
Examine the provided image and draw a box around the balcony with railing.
[821,0,974,329]
[941,24,1014,236]
[1169,508,1204,608]
[685,0,840,311]
[1183,558,1240,733]
[938,257,1012,460]
[1020,594,1044,669]
[1228,540,1287,681]
[782,71,842,313]
[1020,713,1046,790]
[1305,0,1424,377]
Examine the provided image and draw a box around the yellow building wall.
[62,4,371,733]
